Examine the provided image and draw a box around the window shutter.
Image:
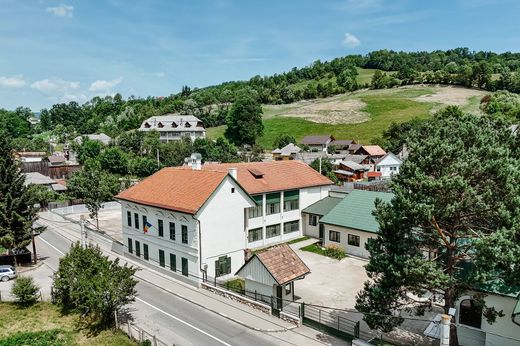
[215,260,219,277]
[226,256,231,274]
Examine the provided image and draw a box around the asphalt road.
[34,215,342,346]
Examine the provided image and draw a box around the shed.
[236,243,310,308]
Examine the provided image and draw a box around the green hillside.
[207,85,487,148]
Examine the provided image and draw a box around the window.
[266,193,280,215]
[348,234,360,247]
[248,195,263,219]
[134,213,139,229]
[128,238,133,254]
[169,222,176,240]
[158,219,164,237]
[181,225,188,244]
[159,250,165,267]
[248,228,263,243]
[284,220,299,234]
[181,257,188,277]
[266,224,281,238]
[329,230,340,243]
[170,254,176,272]
[215,256,231,277]
[459,299,482,329]
[376,167,381,172]
[309,215,318,226]
[231,187,235,193]
[142,215,147,231]
[285,283,292,295]
[390,166,397,171]
[143,244,149,260]
[127,211,132,227]
[283,190,299,212]
[135,240,141,257]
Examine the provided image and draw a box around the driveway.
[290,238,368,309]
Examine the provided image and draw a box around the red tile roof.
[115,168,228,214]
[367,171,382,178]
[195,160,332,195]
[256,243,310,285]
[361,145,386,156]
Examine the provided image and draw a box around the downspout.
[192,215,205,284]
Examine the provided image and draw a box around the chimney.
[244,248,252,261]
[191,153,202,170]
[228,167,237,179]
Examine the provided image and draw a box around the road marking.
[135,297,233,346]
[38,234,65,256]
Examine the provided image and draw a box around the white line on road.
[38,234,65,256]
[135,297,233,346]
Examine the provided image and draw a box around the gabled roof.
[302,196,342,216]
[375,152,403,166]
[341,154,368,164]
[115,168,230,214]
[348,144,362,152]
[23,172,55,186]
[300,135,333,145]
[359,145,386,156]
[320,190,394,233]
[139,114,205,132]
[194,161,332,195]
[237,243,310,285]
[340,160,366,171]
[272,143,301,156]
[48,154,66,163]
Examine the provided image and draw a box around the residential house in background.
[300,135,334,152]
[354,145,386,171]
[67,133,112,162]
[236,243,310,309]
[330,139,356,153]
[115,159,332,284]
[23,172,67,193]
[139,114,206,142]
[375,152,402,178]
[15,151,47,163]
[272,143,301,161]
[334,160,367,182]
[314,190,393,258]
[47,154,67,167]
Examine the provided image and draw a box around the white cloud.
[0,75,26,88]
[154,72,166,78]
[60,93,88,103]
[30,78,80,94]
[46,4,74,18]
[343,33,361,48]
[89,77,123,92]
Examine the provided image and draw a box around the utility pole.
[31,229,37,264]
[440,314,450,346]
[80,215,87,248]
[156,148,160,169]
[319,155,322,174]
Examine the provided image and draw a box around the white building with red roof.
[115,156,332,284]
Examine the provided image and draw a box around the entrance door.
[276,285,283,310]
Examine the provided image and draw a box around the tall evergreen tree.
[0,135,41,254]
[355,107,520,345]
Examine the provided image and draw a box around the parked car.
[0,265,16,282]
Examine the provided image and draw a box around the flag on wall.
[144,221,153,234]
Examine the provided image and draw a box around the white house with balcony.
[115,157,332,284]
[138,114,206,142]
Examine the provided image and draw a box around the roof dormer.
[185,122,191,128]
[144,122,151,128]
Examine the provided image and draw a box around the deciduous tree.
[225,93,264,146]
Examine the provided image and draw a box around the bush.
[323,244,346,260]
[11,276,40,306]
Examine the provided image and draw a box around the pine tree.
[355,107,520,345]
[0,135,40,254]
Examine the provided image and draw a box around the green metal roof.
[302,196,343,217]
[320,190,394,233]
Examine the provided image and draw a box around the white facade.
[120,176,254,283]
[375,153,402,178]
[323,224,375,259]
[139,114,206,143]
[245,185,330,249]
[456,291,520,346]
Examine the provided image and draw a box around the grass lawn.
[0,303,135,346]
[300,243,347,260]
[257,89,433,147]
[287,236,310,245]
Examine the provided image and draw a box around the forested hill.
[4,48,520,142]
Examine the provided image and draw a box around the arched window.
[459,299,482,329]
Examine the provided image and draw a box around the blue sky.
[1,0,519,111]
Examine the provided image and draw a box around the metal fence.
[302,304,360,340]
[116,310,170,346]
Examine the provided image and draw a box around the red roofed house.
[115,155,332,284]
